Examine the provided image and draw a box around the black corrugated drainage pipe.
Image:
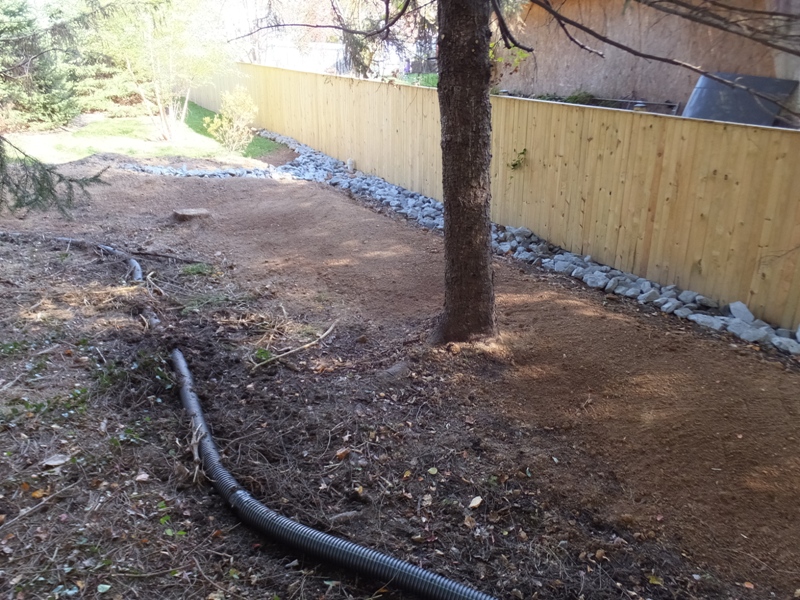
[170,349,497,600]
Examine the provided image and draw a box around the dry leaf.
[20,482,30,492]
[31,489,47,499]
[743,582,755,590]
[427,467,438,475]
[0,514,5,525]
[335,448,350,460]
[134,472,149,482]
[41,454,71,468]
[595,549,606,561]
[468,496,483,509]
[647,574,664,586]
[463,515,477,529]
[421,494,433,507]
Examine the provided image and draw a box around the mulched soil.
[1,155,798,600]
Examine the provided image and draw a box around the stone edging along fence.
[123,128,800,356]
[192,64,800,331]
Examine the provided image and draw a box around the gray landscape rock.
[572,267,589,279]
[516,251,535,262]
[694,295,718,309]
[554,260,574,274]
[727,319,771,343]
[653,297,670,308]
[673,307,694,318]
[796,324,800,343]
[624,287,641,299]
[727,301,755,324]
[660,289,678,300]
[688,313,726,331]
[514,226,533,239]
[583,273,610,289]
[637,289,660,303]
[660,299,683,314]
[775,328,793,339]
[604,277,621,293]
[771,336,800,355]
[752,319,772,330]
[498,242,513,254]
[419,218,437,229]
[677,290,698,304]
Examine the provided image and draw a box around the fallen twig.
[51,236,143,282]
[131,250,198,264]
[0,372,25,392]
[110,566,192,579]
[193,556,245,598]
[250,320,338,372]
[97,244,143,282]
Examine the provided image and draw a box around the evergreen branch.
[0,136,107,216]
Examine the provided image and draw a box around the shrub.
[203,87,257,153]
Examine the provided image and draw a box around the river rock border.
[121,130,800,356]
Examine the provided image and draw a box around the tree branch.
[633,0,800,57]
[229,0,413,43]
[383,0,391,40]
[528,0,800,118]
[491,0,534,52]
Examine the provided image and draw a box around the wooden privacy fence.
[193,63,800,329]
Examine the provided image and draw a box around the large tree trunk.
[433,0,497,343]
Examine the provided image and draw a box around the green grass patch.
[184,101,216,139]
[73,118,152,139]
[8,102,290,164]
[186,100,279,158]
[244,135,280,159]
[180,294,230,314]
[401,73,438,88]
[1,340,27,356]
[181,262,214,276]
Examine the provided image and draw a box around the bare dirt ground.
[1,155,798,600]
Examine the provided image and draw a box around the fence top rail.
[236,62,800,135]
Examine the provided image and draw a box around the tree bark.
[433,0,497,343]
